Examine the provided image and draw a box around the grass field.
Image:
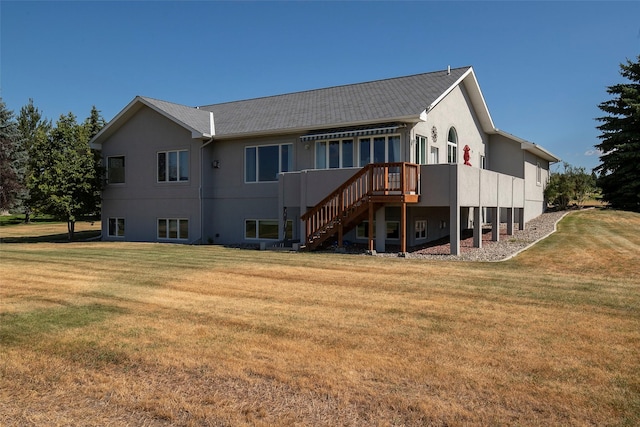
[1,209,639,426]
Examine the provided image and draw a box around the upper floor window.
[107,156,125,184]
[359,135,400,167]
[480,155,486,170]
[245,143,293,183]
[315,139,354,169]
[415,135,427,165]
[447,127,458,164]
[158,150,188,182]
[430,146,439,165]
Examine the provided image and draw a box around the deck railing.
[301,163,419,248]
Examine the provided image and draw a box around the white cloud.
[584,149,602,156]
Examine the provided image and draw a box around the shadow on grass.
[0,230,102,244]
[0,303,127,346]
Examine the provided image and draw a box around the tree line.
[0,99,105,239]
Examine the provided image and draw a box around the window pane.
[108,156,125,183]
[374,137,385,163]
[388,136,400,163]
[315,142,327,169]
[179,219,188,239]
[108,218,116,236]
[168,151,178,181]
[342,140,353,167]
[245,220,257,238]
[117,218,125,237]
[386,221,399,239]
[258,220,278,239]
[158,219,167,238]
[359,138,370,166]
[430,147,439,164]
[158,153,166,181]
[245,147,256,182]
[169,219,178,239]
[258,145,279,182]
[179,151,189,181]
[329,141,340,168]
[281,144,292,173]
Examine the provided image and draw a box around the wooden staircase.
[301,163,420,251]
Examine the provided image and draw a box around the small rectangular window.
[415,220,427,239]
[245,219,292,240]
[108,217,125,237]
[158,218,188,240]
[480,155,486,170]
[415,136,427,165]
[107,156,125,184]
[430,146,439,165]
[536,162,542,185]
[158,150,188,182]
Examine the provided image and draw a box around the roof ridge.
[198,66,472,109]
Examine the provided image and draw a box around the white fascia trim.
[426,67,496,132]
[210,111,215,137]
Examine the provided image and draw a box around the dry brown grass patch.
[1,211,639,425]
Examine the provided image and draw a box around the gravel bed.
[366,210,571,262]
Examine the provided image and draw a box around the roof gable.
[90,96,214,148]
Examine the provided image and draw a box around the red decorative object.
[463,145,472,166]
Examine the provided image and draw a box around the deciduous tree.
[595,55,640,212]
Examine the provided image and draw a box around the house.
[90,66,560,255]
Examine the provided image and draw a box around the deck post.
[506,207,514,235]
[400,202,407,254]
[449,165,460,256]
[368,201,375,252]
[491,207,499,242]
[518,207,525,231]
[473,207,482,248]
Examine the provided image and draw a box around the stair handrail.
[301,163,419,247]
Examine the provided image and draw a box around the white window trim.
[447,127,458,164]
[415,219,427,240]
[108,217,125,237]
[245,219,293,240]
[157,149,189,183]
[157,218,189,240]
[536,162,542,186]
[430,146,439,165]
[415,135,427,165]
[358,134,402,166]
[315,139,355,169]
[244,143,293,183]
[106,155,126,185]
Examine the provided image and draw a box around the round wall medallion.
[431,126,438,143]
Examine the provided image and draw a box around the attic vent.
[447,65,451,75]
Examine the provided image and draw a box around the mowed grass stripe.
[0,209,639,425]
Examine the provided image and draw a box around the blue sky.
[1,1,639,171]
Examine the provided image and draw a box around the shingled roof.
[200,66,472,137]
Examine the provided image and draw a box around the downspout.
[200,136,214,244]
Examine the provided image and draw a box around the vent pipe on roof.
[447,65,451,75]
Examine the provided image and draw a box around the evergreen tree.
[17,99,50,222]
[29,111,103,240]
[595,55,640,212]
[0,99,24,211]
